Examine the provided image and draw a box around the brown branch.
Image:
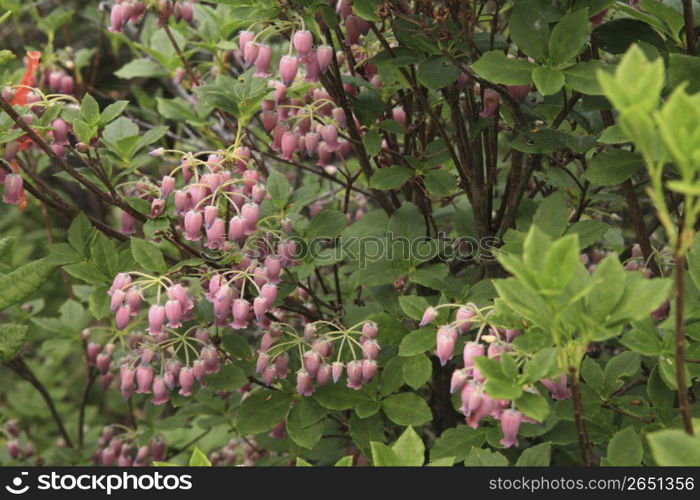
[673,248,694,434]
[682,0,697,55]
[5,359,74,448]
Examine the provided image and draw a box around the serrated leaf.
[130,237,167,273]
[0,260,57,311]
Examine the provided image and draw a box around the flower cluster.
[92,426,167,467]
[3,420,37,464]
[421,303,572,448]
[255,319,380,397]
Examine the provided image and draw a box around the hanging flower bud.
[183,210,203,241]
[436,327,457,366]
[238,30,255,51]
[3,174,24,205]
[479,89,500,118]
[540,374,571,400]
[362,359,377,381]
[463,342,485,367]
[499,409,523,448]
[115,304,131,330]
[253,297,269,322]
[150,199,165,218]
[174,190,191,215]
[178,367,195,396]
[332,361,344,383]
[293,30,313,56]
[450,368,468,394]
[316,363,332,386]
[228,215,246,242]
[316,45,333,72]
[120,210,136,235]
[87,342,102,365]
[201,345,220,374]
[120,365,136,399]
[361,321,378,339]
[262,365,277,385]
[110,289,126,312]
[152,375,170,406]
[147,304,166,335]
[362,339,380,360]
[303,350,321,377]
[279,55,299,86]
[241,202,260,233]
[108,4,124,33]
[136,365,154,394]
[275,353,289,379]
[296,369,314,396]
[346,360,364,390]
[192,360,206,384]
[420,306,438,326]
[161,175,175,198]
[456,306,476,333]
[125,288,142,316]
[254,44,272,77]
[206,217,226,249]
[231,298,250,329]
[243,41,260,67]
[165,299,183,328]
[109,273,132,296]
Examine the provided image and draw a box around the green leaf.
[286,401,325,449]
[114,58,167,79]
[515,442,552,466]
[313,383,373,411]
[430,426,485,463]
[0,324,27,361]
[509,0,550,61]
[391,426,425,466]
[0,259,57,311]
[363,129,382,156]
[266,170,290,207]
[81,93,100,124]
[236,391,293,435]
[463,447,508,466]
[370,165,413,190]
[350,88,383,126]
[370,442,401,466]
[204,364,247,392]
[532,66,565,96]
[103,117,139,144]
[353,0,380,20]
[130,238,167,273]
[424,169,456,198]
[189,447,211,466]
[401,355,432,390]
[532,192,568,237]
[306,208,347,240]
[583,150,644,186]
[565,220,610,249]
[471,51,535,85]
[563,61,605,95]
[193,79,239,116]
[603,351,640,396]
[381,393,432,426]
[549,8,590,64]
[647,421,700,465]
[398,328,435,357]
[99,100,129,126]
[606,427,642,466]
[334,456,354,466]
[515,392,550,422]
[68,213,94,256]
[416,56,459,89]
[398,296,431,321]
